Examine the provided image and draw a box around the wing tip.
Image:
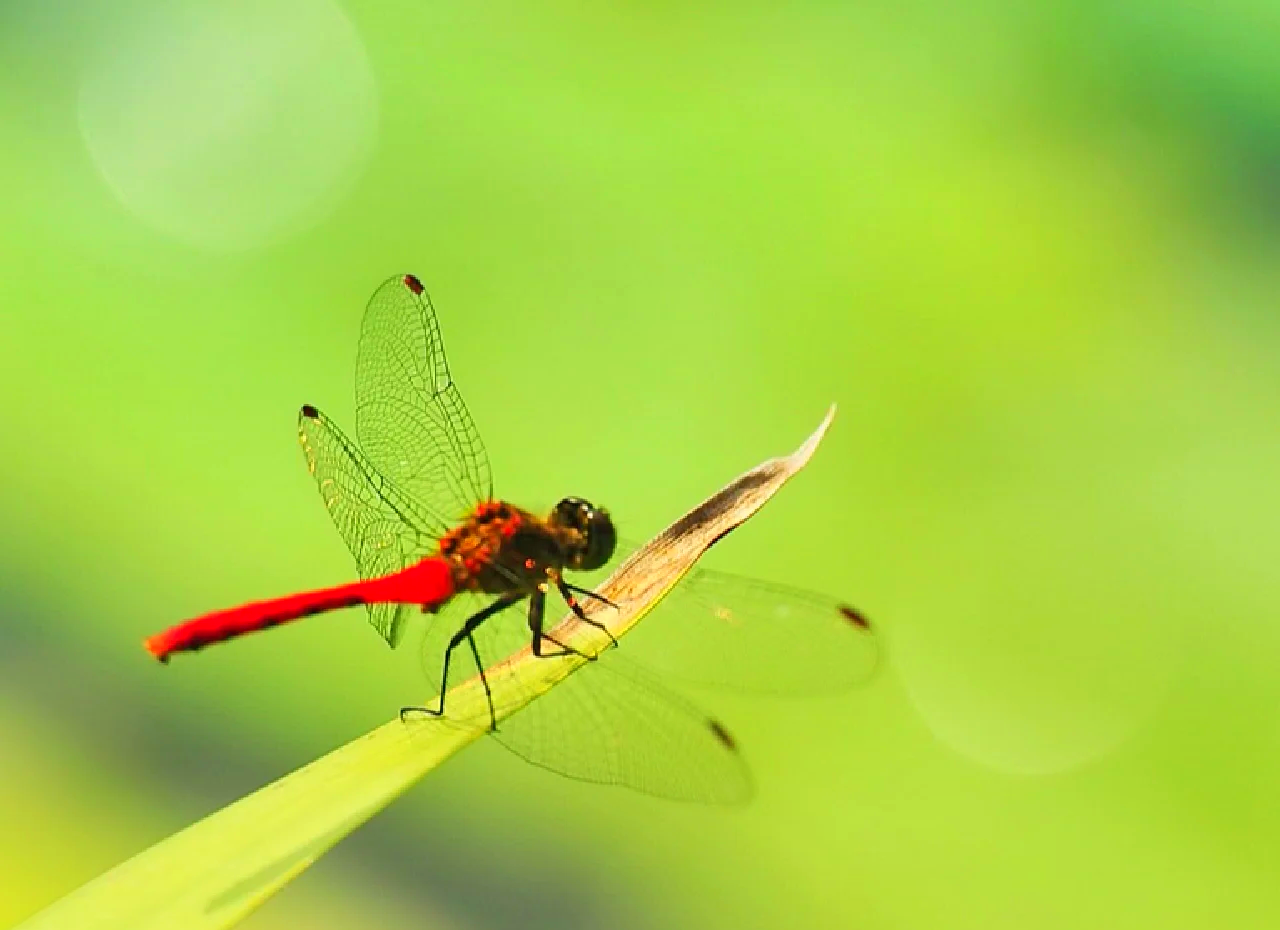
[300,403,319,420]
[838,604,871,631]
[708,717,739,752]
[402,273,424,295]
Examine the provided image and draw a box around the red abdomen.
[144,558,455,661]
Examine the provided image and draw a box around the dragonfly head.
[551,497,617,572]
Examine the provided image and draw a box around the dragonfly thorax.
[440,498,615,595]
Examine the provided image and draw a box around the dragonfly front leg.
[554,576,619,650]
[562,582,619,611]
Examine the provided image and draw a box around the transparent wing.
[405,545,875,800]
[297,404,442,646]
[578,543,879,694]
[412,595,751,804]
[355,274,493,523]
[629,569,878,693]
[492,659,752,804]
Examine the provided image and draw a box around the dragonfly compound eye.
[577,505,616,572]
[552,497,616,571]
[553,497,590,528]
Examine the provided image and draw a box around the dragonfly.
[143,274,878,803]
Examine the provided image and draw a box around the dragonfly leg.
[400,592,523,725]
[528,588,598,662]
[556,579,619,649]
[563,582,620,612]
[465,631,497,731]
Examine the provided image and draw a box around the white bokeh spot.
[893,549,1183,776]
[78,0,378,251]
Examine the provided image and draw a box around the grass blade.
[14,407,836,930]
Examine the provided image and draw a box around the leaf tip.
[789,405,837,469]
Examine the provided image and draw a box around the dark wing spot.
[838,604,871,630]
[300,404,319,419]
[708,718,738,751]
[402,274,425,295]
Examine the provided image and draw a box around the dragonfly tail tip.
[142,636,170,663]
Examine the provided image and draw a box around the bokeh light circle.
[892,536,1183,776]
[78,0,378,251]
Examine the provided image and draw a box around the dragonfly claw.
[399,704,442,724]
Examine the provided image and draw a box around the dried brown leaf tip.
[563,406,840,643]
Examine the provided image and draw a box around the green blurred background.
[3,0,1279,927]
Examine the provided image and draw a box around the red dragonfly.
[144,274,877,802]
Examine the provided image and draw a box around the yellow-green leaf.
[15,407,835,930]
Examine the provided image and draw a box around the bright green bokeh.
[3,1,1279,928]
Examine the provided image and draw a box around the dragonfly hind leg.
[400,592,523,731]
[465,631,497,731]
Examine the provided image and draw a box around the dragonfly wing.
[490,657,753,804]
[624,568,879,694]
[407,594,750,804]
[355,274,493,522]
[574,541,879,694]
[297,404,441,646]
